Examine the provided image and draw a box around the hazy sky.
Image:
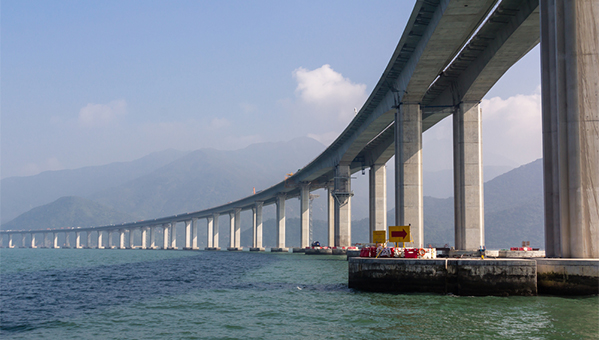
[1,1,542,179]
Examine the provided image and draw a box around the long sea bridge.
[2,0,597,268]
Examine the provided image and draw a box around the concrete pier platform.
[292,247,306,253]
[249,247,265,252]
[536,259,599,295]
[349,258,537,296]
[270,247,289,252]
[349,257,599,296]
[227,247,242,251]
[204,247,221,251]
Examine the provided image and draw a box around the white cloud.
[293,64,367,125]
[210,117,231,129]
[481,86,542,166]
[422,87,542,169]
[239,102,258,114]
[78,100,127,128]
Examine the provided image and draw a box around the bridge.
[2,0,597,259]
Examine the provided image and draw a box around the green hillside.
[1,196,137,231]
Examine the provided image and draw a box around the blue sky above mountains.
[2,0,542,179]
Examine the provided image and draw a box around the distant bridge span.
[2,0,597,258]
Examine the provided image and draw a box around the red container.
[370,247,378,258]
[404,248,418,258]
[360,248,370,257]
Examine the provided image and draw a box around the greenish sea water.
[1,248,597,339]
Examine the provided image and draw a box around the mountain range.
[1,138,544,249]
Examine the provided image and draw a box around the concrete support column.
[97,231,104,249]
[395,102,423,248]
[52,232,59,248]
[64,232,71,248]
[228,212,235,249]
[129,229,136,249]
[170,223,177,249]
[235,209,241,248]
[213,214,220,249]
[334,164,352,247]
[207,216,214,248]
[31,233,37,248]
[191,218,198,250]
[108,230,113,249]
[76,232,81,249]
[254,202,263,249]
[141,228,148,249]
[162,224,169,249]
[149,227,156,249]
[453,102,485,250]
[300,183,311,248]
[86,231,92,248]
[8,234,14,248]
[541,0,599,258]
[328,184,335,247]
[184,220,192,249]
[276,195,286,248]
[21,234,27,248]
[119,229,126,249]
[369,164,387,243]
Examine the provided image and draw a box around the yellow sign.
[389,225,411,243]
[372,230,386,243]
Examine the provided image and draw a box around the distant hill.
[88,137,326,220]
[2,196,137,231]
[1,149,187,224]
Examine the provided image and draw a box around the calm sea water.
[1,248,597,339]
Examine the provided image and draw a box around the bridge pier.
[191,218,199,250]
[227,209,242,251]
[334,164,352,247]
[300,183,311,248]
[395,102,423,248]
[149,226,156,249]
[184,220,192,249]
[251,202,265,251]
[328,184,335,247]
[140,227,147,249]
[205,214,221,250]
[64,232,70,248]
[453,101,485,251]
[52,232,59,248]
[275,195,287,250]
[97,230,104,249]
[541,0,599,258]
[369,164,387,243]
[31,233,37,248]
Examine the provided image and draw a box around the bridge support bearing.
[369,164,387,243]
[453,102,485,251]
[395,103,423,248]
[541,0,599,258]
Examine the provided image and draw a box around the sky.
[1,0,543,179]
